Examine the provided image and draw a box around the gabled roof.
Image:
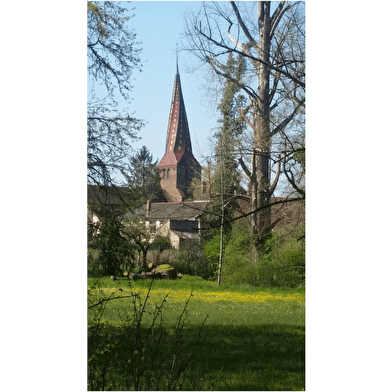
[146,201,208,221]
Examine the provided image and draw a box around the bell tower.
[157,64,201,202]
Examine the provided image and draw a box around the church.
[88,65,208,249]
[156,64,202,202]
[144,64,208,248]
[88,65,304,250]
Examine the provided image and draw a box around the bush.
[171,243,216,280]
[256,245,305,288]
[88,248,103,278]
[89,215,135,276]
[221,251,256,286]
[220,219,255,285]
[221,220,305,288]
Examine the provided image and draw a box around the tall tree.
[123,145,163,203]
[87,1,144,186]
[212,52,247,200]
[184,1,305,258]
[213,52,247,284]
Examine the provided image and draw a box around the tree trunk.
[251,2,273,259]
[141,249,148,270]
[184,0,305,260]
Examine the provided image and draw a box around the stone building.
[145,200,208,249]
[147,65,207,248]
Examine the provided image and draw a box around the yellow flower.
[88,287,304,305]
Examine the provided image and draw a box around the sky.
[95,1,220,167]
[130,1,217,164]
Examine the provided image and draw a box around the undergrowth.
[88,279,209,390]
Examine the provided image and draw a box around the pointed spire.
[156,60,201,202]
[176,43,179,75]
[157,63,195,167]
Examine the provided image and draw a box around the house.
[144,200,208,249]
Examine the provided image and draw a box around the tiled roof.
[146,201,208,220]
[157,70,199,168]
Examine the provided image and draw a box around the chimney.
[146,199,151,215]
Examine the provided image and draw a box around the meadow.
[88,276,305,390]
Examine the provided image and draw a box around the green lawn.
[88,276,305,390]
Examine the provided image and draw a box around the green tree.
[211,52,247,284]
[212,53,247,200]
[89,210,135,276]
[123,146,164,203]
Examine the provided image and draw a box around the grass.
[88,275,305,390]
[89,274,305,295]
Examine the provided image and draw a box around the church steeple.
[157,67,201,202]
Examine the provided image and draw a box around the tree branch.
[230,1,258,48]
[270,101,303,137]
[88,292,138,309]
[238,156,251,178]
[269,152,281,195]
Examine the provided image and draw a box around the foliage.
[202,230,231,281]
[170,241,216,281]
[121,216,156,271]
[212,52,247,199]
[123,145,164,203]
[150,235,172,265]
[88,212,135,276]
[256,226,305,288]
[87,1,144,186]
[88,280,209,390]
[221,219,305,288]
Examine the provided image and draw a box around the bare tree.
[184,1,305,258]
[87,1,144,186]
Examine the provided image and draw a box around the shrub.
[256,228,305,288]
[171,243,216,280]
[221,220,305,288]
[89,215,135,276]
